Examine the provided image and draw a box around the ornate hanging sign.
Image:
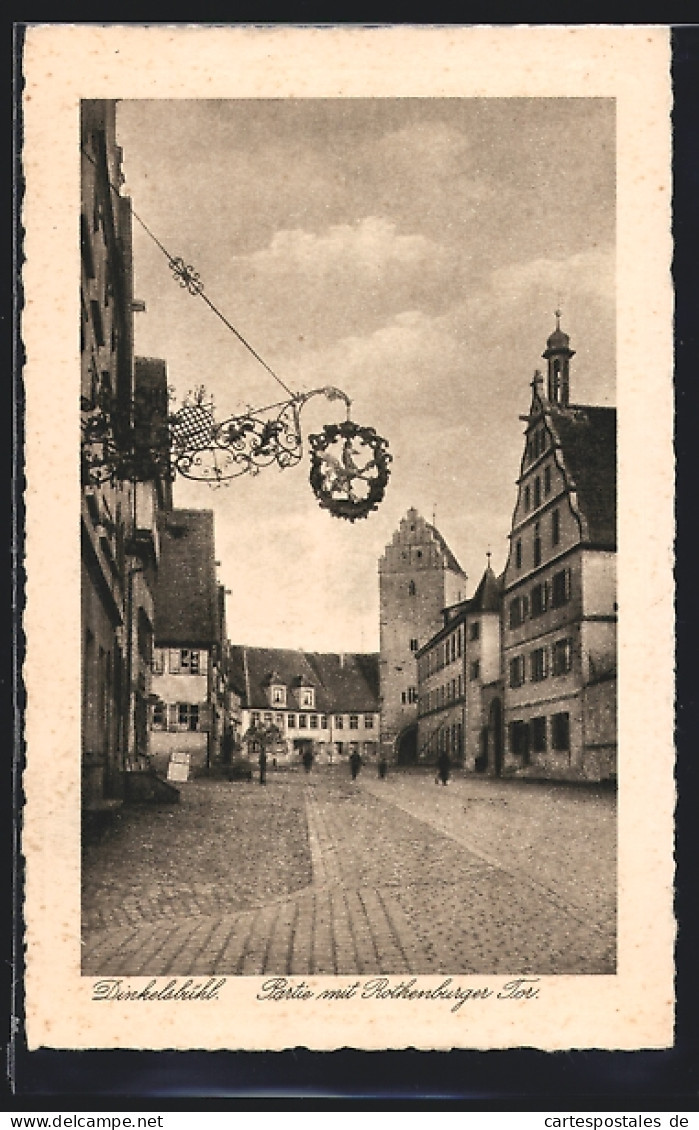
[81,381,392,521]
[309,421,392,522]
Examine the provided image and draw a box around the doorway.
[488,698,504,776]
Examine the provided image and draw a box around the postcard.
[21,23,674,1051]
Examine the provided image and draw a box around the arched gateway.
[396,722,418,765]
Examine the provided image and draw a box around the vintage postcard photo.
[21,25,675,1051]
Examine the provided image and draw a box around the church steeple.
[542,310,575,406]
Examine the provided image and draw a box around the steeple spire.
[542,310,575,406]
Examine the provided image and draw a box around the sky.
[116,98,615,653]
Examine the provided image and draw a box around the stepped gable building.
[150,508,228,774]
[228,646,380,765]
[379,508,467,764]
[501,316,617,781]
[416,562,503,771]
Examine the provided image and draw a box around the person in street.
[378,756,388,780]
[349,748,362,781]
[437,749,451,786]
[302,747,314,774]
[259,747,267,786]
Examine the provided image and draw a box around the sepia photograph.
[79,95,617,981]
[22,25,674,1052]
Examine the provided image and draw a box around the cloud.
[226,217,462,351]
[243,216,446,277]
[488,246,615,307]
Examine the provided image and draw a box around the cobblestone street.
[82,767,616,977]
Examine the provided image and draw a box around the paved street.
[82,767,616,977]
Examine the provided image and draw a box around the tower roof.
[469,565,502,613]
[543,310,574,358]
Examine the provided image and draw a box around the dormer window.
[271,685,286,706]
[299,686,315,709]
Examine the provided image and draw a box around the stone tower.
[378,508,467,763]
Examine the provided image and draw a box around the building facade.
[228,647,380,766]
[415,564,502,770]
[379,508,467,764]
[150,509,228,777]
[500,319,617,780]
[409,320,616,783]
[81,101,171,808]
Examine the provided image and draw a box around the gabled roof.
[425,521,464,575]
[154,509,219,647]
[228,646,380,712]
[551,405,616,547]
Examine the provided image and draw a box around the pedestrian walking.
[378,756,388,780]
[259,747,267,786]
[350,749,362,781]
[437,749,451,786]
[302,747,314,774]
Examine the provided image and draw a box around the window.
[534,476,541,508]
[364,714,374,729]
[457,628,463,657]
[515,539,522,570]
[300,688,315,708]
[470,620,480,641]
[524,484,531,511]
[457,674,463,698]
[320,715,328,728]
[298,714,307,728]
[530,647,548,682]
[451,635,457,662]
[509,655,526,688]
[530,581,549,617]
[180,649,201,674]
[408,686,418,704]
[264,712,273,725]
[272,685,286,705]
[177,703,200,732]
[335,715,344,729]
[251,712,261,727]
[530,715,547,752]
[408,580,417,596]
[150,702,165,731]
[151,649,165,675]
[409,638,419,651]
[510,720,529,757]
[309,714,318,729]
[533,522,542,567]
[349,715,359,729]
[552,638,573,676]
[470,660,480,681]
[287,714,296,728]
[551,568,572,607]
[509,598,522,629]
[551,712,570,751]
[552,508,560,546]
[544,465,552,496]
